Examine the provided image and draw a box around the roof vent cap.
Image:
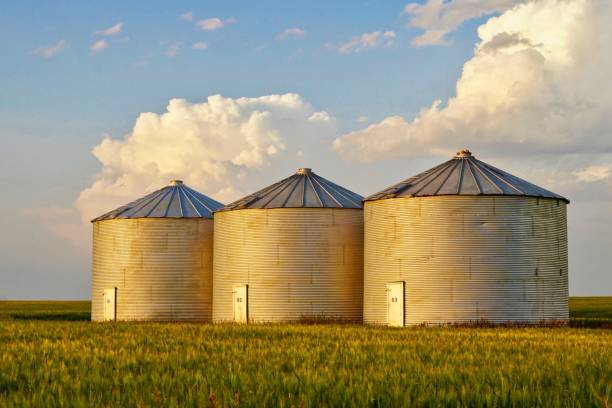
[296,168,312,175]
[455,149,472,158]
[169,180,183,186]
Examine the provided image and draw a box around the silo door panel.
[387,282,404,327]
[103,288,116,321]
[233,285,248,323]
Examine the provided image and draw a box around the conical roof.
[220,168,363,211]
[92,180,224,222]
[365,149,569,203]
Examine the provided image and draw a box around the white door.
[387,282,404,327]
[233,285,248,323]
[103,288,116,321]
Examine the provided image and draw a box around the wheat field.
[0,299,610,407]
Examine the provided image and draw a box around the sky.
[1,0,611,299]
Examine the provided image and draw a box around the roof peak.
[455,149,473,158]
[220,169,363,211]
[365,152,568,203]
[92,180,224,222]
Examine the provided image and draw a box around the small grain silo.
[91,180,223,322]
[213,168,364,323]
[364,150,569,326]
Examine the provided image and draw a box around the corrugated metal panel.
[92,180,224,221]
[366,150,569,203]
[213,208,364,323]
[219,168,363,211]
[364,196,569,325]
[91,218,214,321]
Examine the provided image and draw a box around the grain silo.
[91,180,223,322]
[213,168,364,323]
[364,150,569,326]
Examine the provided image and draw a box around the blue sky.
[1,0,476,206]
[1,0,611,298]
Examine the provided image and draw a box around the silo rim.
[91,216,215,224]
[212,206,364,214]
[363,193,569,204]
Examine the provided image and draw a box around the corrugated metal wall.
[91,218,214,321]
[213,208,363,323]
[364,196,568,325]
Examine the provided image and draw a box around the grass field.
[0,299,610,407]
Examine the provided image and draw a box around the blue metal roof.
[91,180,224,222]
[365,149,569,203]
[220,168,363,211]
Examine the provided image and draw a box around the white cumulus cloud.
[404,0,522,47]
[76,93,334,222]
[32,40,68,58]
[308,111,333,122]
[197,17,236,31]
[93,22,123,36]
[574,165,612,183]
[331,30,396,54]
[333,0,612,162]
[91,39,108,53]
[276,28,307,40]
[192,42,208,50]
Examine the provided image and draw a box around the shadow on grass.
[9,312,91,321]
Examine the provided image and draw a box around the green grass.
[570,297,612,328]
[0,299,610,407]
[0,300,90,321]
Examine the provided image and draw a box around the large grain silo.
[91,180,223,322]
[364,150,569,326]
[213,168,364,323]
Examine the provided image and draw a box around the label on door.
[387,282,404,327]
[103,288,116,321]
[233,285,248,323]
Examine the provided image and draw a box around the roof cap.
[92,181,224,222]
[219,168,363,211]
[455,149,472,158]
[365,150,569,203]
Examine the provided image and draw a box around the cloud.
[276,28,307,40]
[32,40,68,58]
[164,43,181,57]
[197,17,236,31]
[308,111,333,122]
[333,0,612,162]
[192,42,208,50]
[93,22,123,36]
[404,0,522,47]
[331,31,396,54]
[574,165,612,183]
[180,12,194,22]
[91,39,108,53]
[76,93,334,222]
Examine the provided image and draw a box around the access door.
[233,285,248,323]
[103,288,117,321]
[387,282,404,327]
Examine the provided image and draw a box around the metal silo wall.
[91,218,214,321]
[364,196,568,325]
[213,208,363,323]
